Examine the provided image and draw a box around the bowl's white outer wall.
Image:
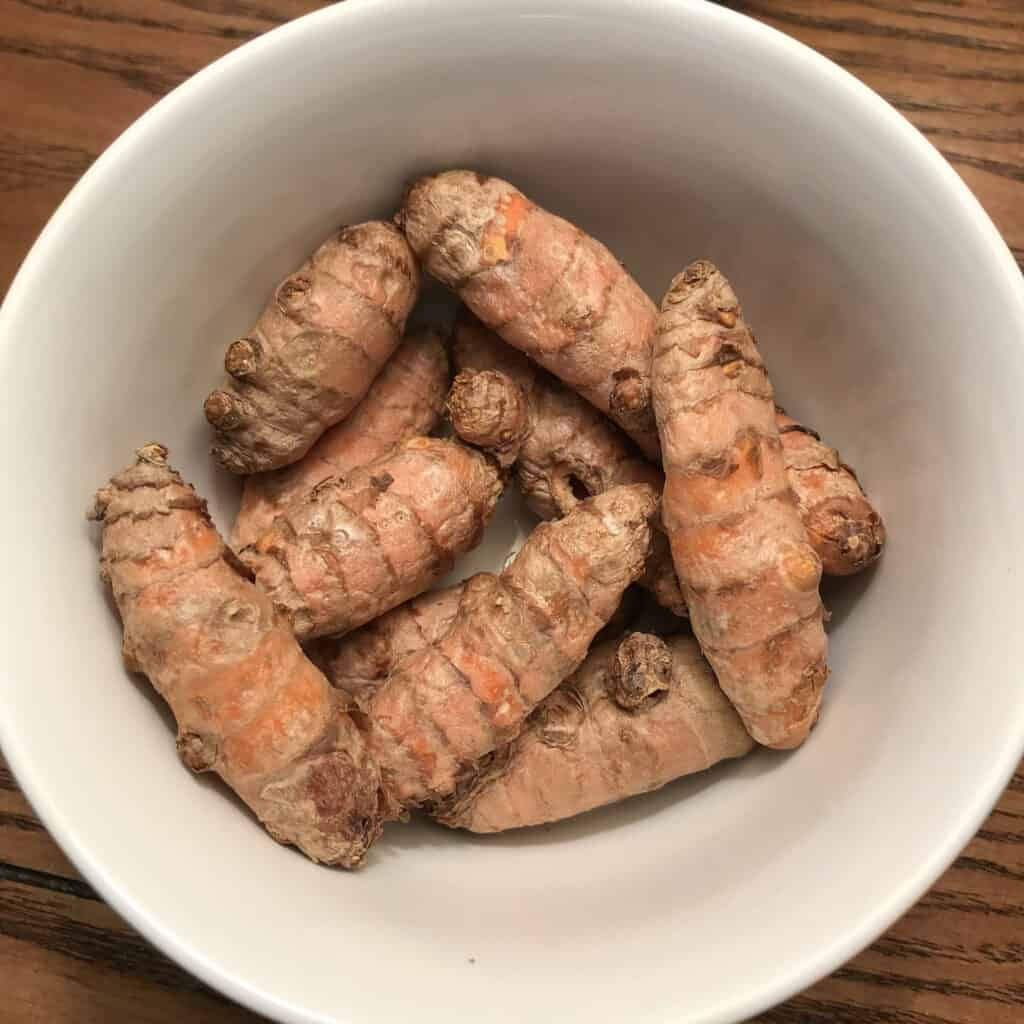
[2,1,1023,1022]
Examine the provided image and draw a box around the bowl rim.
[2,1,1023,1022]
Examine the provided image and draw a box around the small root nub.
[277,274,311,316]
[682,260,716,286]
[225,337,261,379]
[446,370,527,467]
[204,390,243,430]
[608,633,671,710]
[136,442,168,465]
[177,731,219,772]
[609,369,648,415]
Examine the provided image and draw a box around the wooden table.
[1,2,1021,1021]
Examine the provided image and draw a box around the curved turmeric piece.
[364,484,659,806]
[398,171,660,457]
[241,437,502,641]
[652,261,829,748]
[232,329,449,550]
[434,632,754,832]
[205,221,420,474]
[777,408,885,575]
[89,445,388,867]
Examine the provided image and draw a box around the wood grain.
[724,0,1024,272]
[0,2,1021,1022]
[0,0,322,296]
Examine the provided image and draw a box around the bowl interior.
[2,2,1023,1023]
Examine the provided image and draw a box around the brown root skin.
[596,585,646,643]
[449,316,687,616]
[639,533,689,617]
[399,171,660,457]
[450,315,881,587]
[232,329,450,550]
[90,446,389,868]
[776,408,885,575]
[608,631,672,709]
[309,584,465,710]
[312,583,641,711]
[433,632,754,832]
[653,260,829,749]
[450,318,651,518]
[364,483,659,807]
[445,369,529,469]
[241,436,503,641]
[206,221,420,474]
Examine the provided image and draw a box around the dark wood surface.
[1,2,1022,1021]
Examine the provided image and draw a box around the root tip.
[204,389,242,430]
[225,337,261,379]
[136,442,169,465]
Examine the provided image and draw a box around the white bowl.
[2,1,1023,1021]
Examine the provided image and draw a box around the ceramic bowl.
[2,2,1023,1021]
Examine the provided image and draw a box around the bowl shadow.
[822,559,883,633]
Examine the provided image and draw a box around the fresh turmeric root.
[776,408,885,575]
[446,318,884,618]
[309,584,465,710]
[363,484,659,806]
[398,171,660,457]
[433,632,754,832]
[205,222,420,474]
[92,452,652,865]
[652,261,829,749]
[311,581,641,707]
[231,329,449,550]
[89,445,389,867]
[446,315,683,615]
[241,436,503,641]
